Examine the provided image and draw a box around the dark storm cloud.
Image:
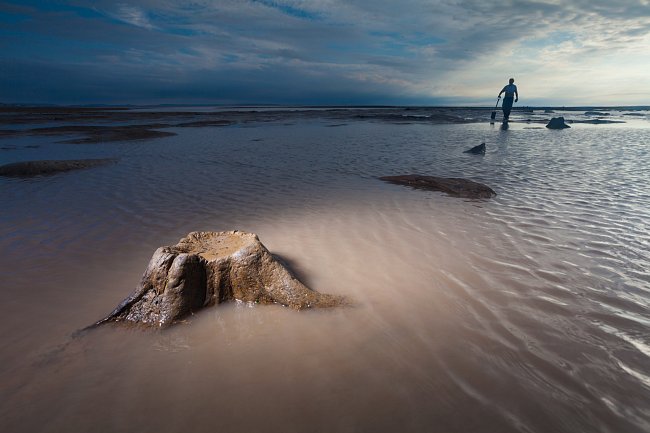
[2,0,649,104]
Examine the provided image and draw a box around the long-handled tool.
[491,97,501,120]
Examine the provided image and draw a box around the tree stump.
[95,231,345,328]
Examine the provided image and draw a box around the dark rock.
[546,117,571,129]
[0,158,117,177]
[574,119,625,125]
[175,119,235,128]
[58,125,176,144]
[464,142,485,154]
[380,174,496,198]
[94,231,346,328]
[1,124,177,144]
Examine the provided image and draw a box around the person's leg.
[502,97,513,121]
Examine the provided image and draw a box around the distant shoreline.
[1,105,646,146]
[2,104,649,112]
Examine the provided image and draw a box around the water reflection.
[1,110,649,433]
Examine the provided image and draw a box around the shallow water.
[1,108,649,433]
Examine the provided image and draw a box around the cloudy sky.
[1,0,649,106]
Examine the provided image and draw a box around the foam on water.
[1,108,649,433]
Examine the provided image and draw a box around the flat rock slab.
[380,174,496,198]
[573,119,625,125]
[95,231,345,328]
[0,158,117,177]
[22,124,176,144]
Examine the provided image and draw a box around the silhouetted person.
[498,78,518,122]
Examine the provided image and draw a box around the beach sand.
[1,106,649,433]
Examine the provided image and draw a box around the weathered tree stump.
[95,231,345,328]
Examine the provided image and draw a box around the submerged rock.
[546,117,571,129]
[29,124,176,144]
[463,142,486,155]
[0,158,117,177]
[380,174,496,198]
[575,119,625,125]
[176,119,235,128]
[94,231,345,328]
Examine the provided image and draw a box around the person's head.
[509,78,515,84]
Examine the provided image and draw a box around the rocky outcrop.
[0,158,117,177]
[463,142,485,154]
[94,231,345,328]
[380,174,496,198]
[546,117,571,129]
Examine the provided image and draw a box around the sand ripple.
[1,111,649,433]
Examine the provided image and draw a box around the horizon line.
[2,102,649,110]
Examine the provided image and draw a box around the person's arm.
[515,88,519,102]
[498,86,505,98]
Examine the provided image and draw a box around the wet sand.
[1,106,649,433]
